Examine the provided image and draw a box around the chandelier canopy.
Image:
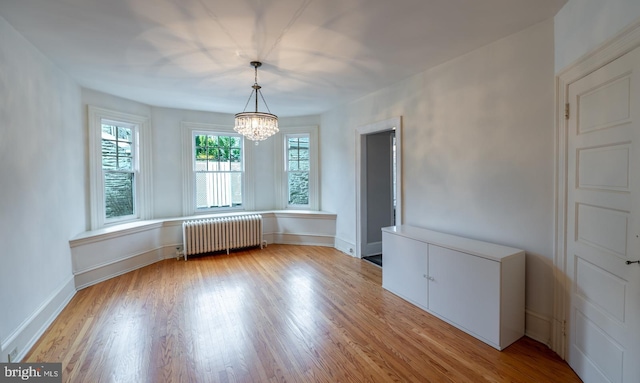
[234,61,278,143]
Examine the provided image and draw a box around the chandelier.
[234,61,279,143]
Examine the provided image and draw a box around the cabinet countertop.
[382,225,524,262]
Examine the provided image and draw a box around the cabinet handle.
[427,276,435,281]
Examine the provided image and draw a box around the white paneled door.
[566,47,640,383]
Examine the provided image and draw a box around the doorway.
[356,117,402,264]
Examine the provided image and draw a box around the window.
[193,133,243,210]
[102,122,135,219]
[277,126,318,210]
[182,122,254,215]
[88,106,152,229]
[285,134,310,205]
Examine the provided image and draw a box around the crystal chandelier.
[234,61,278,143]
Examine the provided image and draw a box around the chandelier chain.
[258,90,273,114]
[240,89,255,113]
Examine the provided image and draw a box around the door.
[566,47,640,383]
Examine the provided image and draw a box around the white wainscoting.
[0,276,75,363]
[70,211,337,289]
[525,309,552,347]
[334,236,357,257]
[266,211,337,246]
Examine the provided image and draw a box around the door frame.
[355,116,402,259]
[554,19,640,359]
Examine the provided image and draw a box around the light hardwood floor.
[25,245,581,382]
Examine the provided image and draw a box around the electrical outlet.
[349,248,354,254]
[8,347,18,363]
[175,246,184,260]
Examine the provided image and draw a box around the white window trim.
[275,125,319,210]
[181,122,255,215]
[88,106,153,229]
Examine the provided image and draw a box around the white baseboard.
[362,241,382,257]
[525,309,552,346]
[334,237,357,257]
[162,243,183,260]
[0,276,76,363]
[74,248,163,290]
[271,233,334,247]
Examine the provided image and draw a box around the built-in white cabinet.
[382,233,429,310]
[381,225,525,350]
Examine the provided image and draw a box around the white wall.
[152,107,321,216]
[555,0,640,72]
[322,19,556,339]
[152,107,233,217]
[0,15,83,361]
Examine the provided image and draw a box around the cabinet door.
[382,232,428,309]
[428,245,500,345]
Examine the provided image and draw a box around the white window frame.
[275,126,319,210]
[88,106,152,229]
[181,122,255,215]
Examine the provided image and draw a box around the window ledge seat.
[69,210,336,289]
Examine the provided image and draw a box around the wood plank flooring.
[25,245,581,382]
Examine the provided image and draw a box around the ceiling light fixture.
[234,61,278,144]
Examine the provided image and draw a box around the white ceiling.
[0,0,566,117]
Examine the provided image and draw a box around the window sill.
[70,210,337,247]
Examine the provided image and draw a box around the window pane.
[195,172,212,208]
[117,141,132,157]
[102,140,117,157]
[299,159,310,171]
[286,137,298,151]
[195,147,207,171]
[288,148,298,160]
[218,148,227,163]
[105,172,134,218]
[287,137,310,173]
[102,155,117,170]
[230,172,243,206]
[118,157,132,170]
[117,126,132,142]
[102,125,115,137]
[288,172,309,205]
[193,132,243,210]
[207,161,219,171]
[195,172,243,209]
[194,135,205,148]
[298,147,309,159]
[288,137,309,150]
[102,124,133,172]
[207,147,220,161]
[230,148,242,171]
